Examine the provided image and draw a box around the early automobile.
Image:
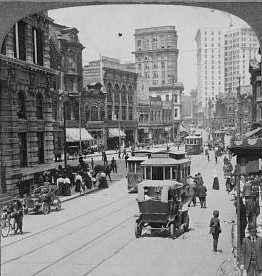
[135,180,190,239]
[24,186,62,215]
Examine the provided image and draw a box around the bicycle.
[1,211,18,237]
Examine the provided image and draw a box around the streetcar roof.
[127,156,148,162]
[139,180,183,189]
[141,158,190,166]
[185,136,203,139]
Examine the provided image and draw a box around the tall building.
[195,28,225,117]
[133,26,183,138]
[133,26,178,86]
[224,27,259,94]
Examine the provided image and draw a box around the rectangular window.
[122,106,126,120]
[13,21,26,61]
[128,107,133,120]
[32,27,43,65]
[37,132,45,164]
[18,133,27,167]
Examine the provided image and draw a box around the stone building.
[84,57,138,149]
[49,23,86,155]
[0,13,57,198]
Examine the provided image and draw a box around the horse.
[93,164,112,182]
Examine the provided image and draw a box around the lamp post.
[63,100,67,168]
[79,91,82,155]
[113,114,121,149]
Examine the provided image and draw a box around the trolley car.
[184,135,203,155]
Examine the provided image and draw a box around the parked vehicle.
[24,186,61,215]
[135,180,190,239]
[184,135,203,155]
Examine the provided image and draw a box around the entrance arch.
[0,1,262,48]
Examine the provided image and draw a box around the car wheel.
[56,199,62,211]
[1,219,10,237]
[183,213,190,232]
[42,202,49,215]
[135,221,142,238]
[169,223,176,239]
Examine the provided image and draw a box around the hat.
[248,223,257,232]
[213,210,219,217]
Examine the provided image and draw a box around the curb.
[59,186,99,203]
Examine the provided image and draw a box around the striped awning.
[66,128,94,142]
[108,128,126,138]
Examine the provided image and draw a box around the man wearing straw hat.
[240,223,262,276]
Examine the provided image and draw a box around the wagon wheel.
[135,221,142,238]
[42,202,49,215]
[56,199,62,211]
[183,213,190,232]
[169,223,176,239]
[1,219,10,237]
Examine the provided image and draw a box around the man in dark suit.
[240,223,262,276]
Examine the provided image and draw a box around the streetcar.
[184,135,203,155]
[127,149,188,193]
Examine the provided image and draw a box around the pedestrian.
[187,178,196,207]
[215,153,218,164]
[209,210,221,253]
[103,153,108,166]
[102,149,105,161]
[110,157,117,173]
[246,194,260,227]
[98,171,108,189]
[198,183,207,208]
[234,197,248,245]
[207,151,210,162]
[122,148,127,159]
[118,149,121,159]
[124,153,129,168]
[63,175,71,196]
[240,223,262,276]
[90,157,94,170]
[243,179,253,200]
[212,169,220,190]
[12,200,23,234]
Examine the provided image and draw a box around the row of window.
[17,91,44,120]
[1,20,44,66]
[19,132,44,167]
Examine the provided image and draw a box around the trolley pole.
[235,164,241,260]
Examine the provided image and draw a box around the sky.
[49,5,249,94]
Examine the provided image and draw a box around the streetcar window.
[136,163,142,173]
[146,167,151,179]
[152,167,163,180]
[129,162,135,172]
[165,167,171,179]
[172,167,177,180]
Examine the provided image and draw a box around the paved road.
[2,150,236,276]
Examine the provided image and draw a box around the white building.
[224,27,259,94]
[195,28,225,117]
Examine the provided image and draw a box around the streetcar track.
[3,198,135,266]
[30,215,134,276]
[82,236,135,276]
[2,194,131,248]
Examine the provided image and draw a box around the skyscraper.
[195,28,225,117]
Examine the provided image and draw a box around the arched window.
[121,85,127,102]
[100,106,105,121]
[107,83,112,101]
[73,101,79,120]
[36,93,43,119]
[85,106,90,122]
[128,86,133,102]
[64,101,71,120]
[17,91,26,119]
[91,106,98,121]
[114,84,120,102]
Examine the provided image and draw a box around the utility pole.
[79,91,82,155]
[63,101,67,168]
[237,76,243,138]
[235,163,241,260]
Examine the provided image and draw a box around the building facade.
[225,27,259,94]
[0,13,57,197]
[83,57,138,149]
[195,28,225,117]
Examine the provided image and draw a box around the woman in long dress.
[212,169,220,190]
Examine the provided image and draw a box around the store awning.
[66,128,94,142]
[108,128,126,138]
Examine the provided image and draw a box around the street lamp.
[113,114,121,149]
